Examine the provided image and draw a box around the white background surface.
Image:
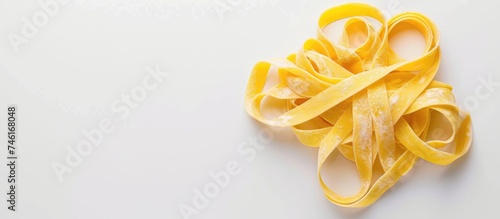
[0,0,498,218]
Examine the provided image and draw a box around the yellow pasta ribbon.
[244,3,472,207]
